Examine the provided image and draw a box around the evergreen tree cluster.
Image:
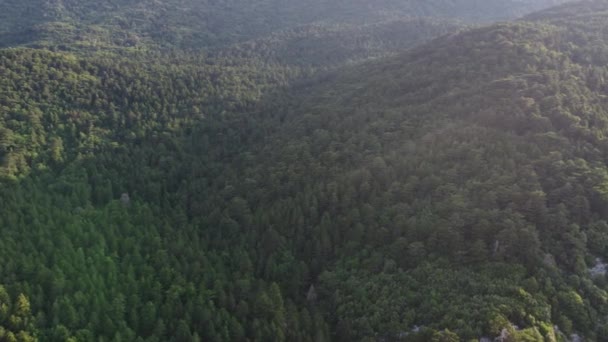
[4,0,608,341]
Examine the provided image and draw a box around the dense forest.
[7,0,608,341]
[215,18,463,68]
[0,0,569,50]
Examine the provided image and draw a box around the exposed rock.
[494,328,511,342]
[493,240,500,255]
[590,258,607,277]
[306,284,317,302]
[571,333,582,342]
[120,193,131,206]
[543,253,557,269]
[548,325,563,342]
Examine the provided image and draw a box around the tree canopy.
[4,0,608,341]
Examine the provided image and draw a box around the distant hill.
[0,0,572,50]
[216,18,464,67]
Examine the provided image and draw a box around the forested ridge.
[4,0,608,341]
[214,18,463,68]
[0,0,569,51]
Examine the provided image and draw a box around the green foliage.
[431,329,460,342]
[0,0,570,50]
[218,18,463,68]
[0,286,36,341]
[1,0,608,341]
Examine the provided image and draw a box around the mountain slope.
[0,0,572,50]
[2,0,608,341]
[213,1,608,339]
[217,18,463,68]
[0,48,316,341]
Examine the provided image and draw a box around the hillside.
[234,1,608,339]
[2,0,608,341]
[216,18,463,68]
[0,0,571,50]
[0,48,309,341]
